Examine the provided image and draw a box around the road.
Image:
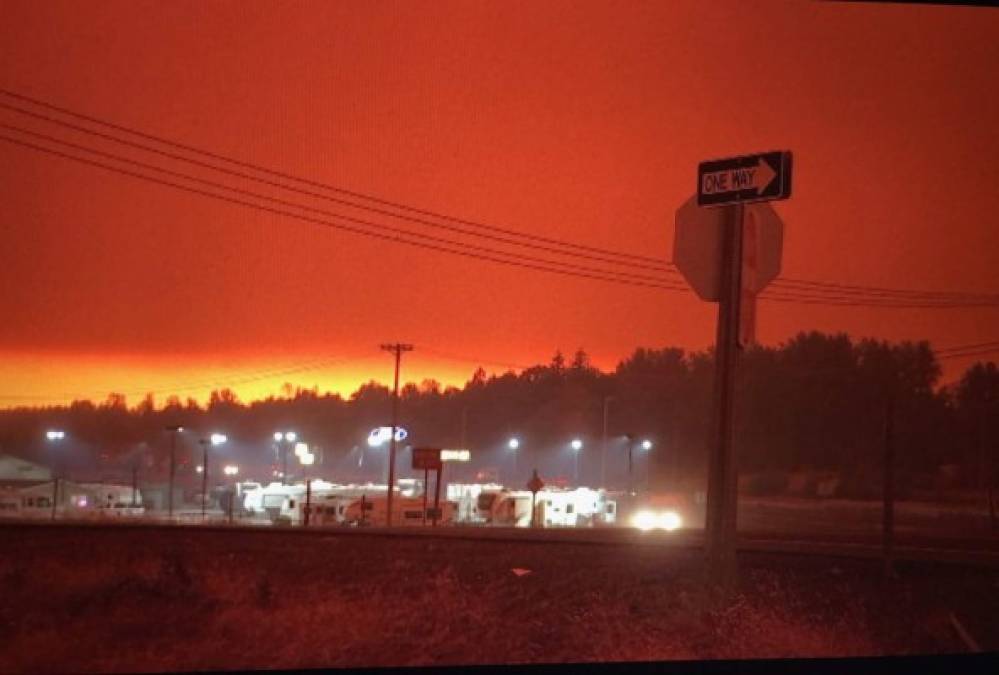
[5,514,998,567]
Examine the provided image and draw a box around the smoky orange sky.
[1,1,998,408]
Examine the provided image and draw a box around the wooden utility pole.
[380,343,413,526]
[882,393,896,578]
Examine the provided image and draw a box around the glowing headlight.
[631,509,682,532]
[658,511,682,531]
[631,510,658,531]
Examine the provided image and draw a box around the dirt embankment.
[1,526,996,672]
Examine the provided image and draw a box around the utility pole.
[381,342,413,527]
[882,392,896,578]
[460,406,468,449]
[704,202,745,591]
[166,425,182,520]
[199,438,209,521]
[625,433,635,496]
[601,396,613,489]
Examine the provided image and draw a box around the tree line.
[1,331,996,498]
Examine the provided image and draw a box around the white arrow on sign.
[701,157,777,196]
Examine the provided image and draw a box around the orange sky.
[1,1,998,408]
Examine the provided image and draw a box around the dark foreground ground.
[2,525,997,672]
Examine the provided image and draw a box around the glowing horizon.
[0,341,985,410]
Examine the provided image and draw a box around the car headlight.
[631,510,658,531]
[657,511,682,531]
[631,509,682,532]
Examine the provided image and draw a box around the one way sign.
[697,151,792,207]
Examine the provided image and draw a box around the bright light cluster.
[367,426,408,447]
[631,510,682,532]
[210,433,227,445]
[45,430,66,440]
[223,465,239,476]
[293,441,315,466]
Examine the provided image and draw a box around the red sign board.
[412,447,442,471]
[527,471,545,493]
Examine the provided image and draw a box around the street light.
[602,396,614,488]
[199,433,227,520]
[570,439,583,484]
[507,438,520,481]
[626,435,654,495]
[298,448,317,526]
[45,430,66,520]
[165,425,184,520]
[273,431,297,484]
[641,439,653,492]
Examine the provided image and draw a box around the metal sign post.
[304,479,312,527]
[527,469,545,529]
[703,201,744,589]
[432,466,442,527]
[674,150,792,590]
[413,448,443,526]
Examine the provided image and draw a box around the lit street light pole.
[223,464,239,523]
[165,425,183,520]
[381,343,413,527]
[273,431,297,484]
[625,434,635,496]
[571,439,583,484]
[601,396,613,488]
[508,437,520,482]
[199,433,227,521]
[641,439,653,493]
[45,430,66,520]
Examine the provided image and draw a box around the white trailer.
[475,489,535,527]
[447,483,505,524]
[533,487,616,528]
[341,494,457,527]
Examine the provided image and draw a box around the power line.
[0,89,671,270]
[773,277,999,303]
[935,340,999,361]
[0,131,694,292]
[4,87,997,305]
[0,105,681,277]
[937,348,999,362]
[419,347,535,372]
[5,129,997,310]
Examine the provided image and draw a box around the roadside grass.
[0,528,991,672]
